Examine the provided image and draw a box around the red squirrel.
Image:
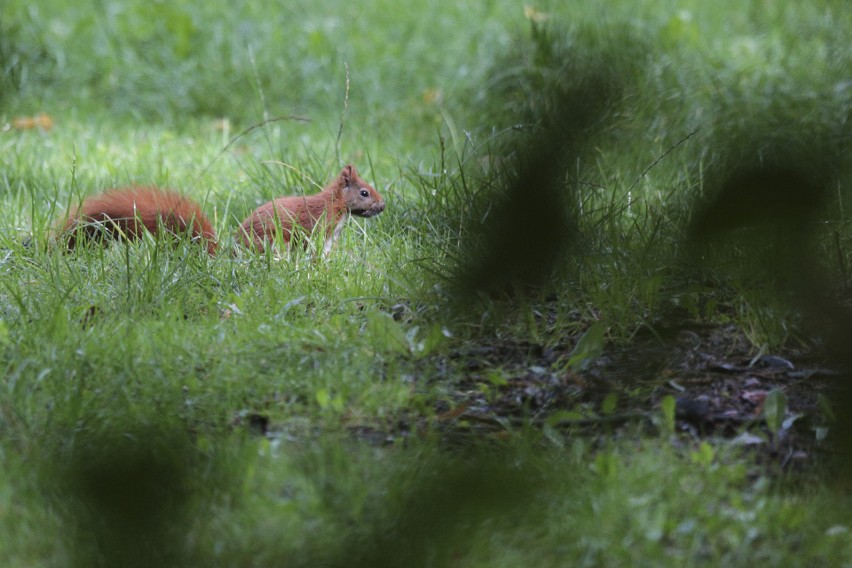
[237,164,385,253]
[57,165,384,256]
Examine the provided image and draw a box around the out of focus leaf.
[764,389,788,435]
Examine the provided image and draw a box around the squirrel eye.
[359,189,370,198]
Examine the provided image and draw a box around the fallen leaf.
[741,390,768,404]
[524,5,551,23]
[709,362,749,373]
[753,354,794,370]
[781,413,803,431]
[731,432,765,446]
[437,403,470,422]
[675,397,710,423]
[13,113,54,131]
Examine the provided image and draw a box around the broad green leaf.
[601,392,618,416]
[545,410,586,427]
[418,323,449,357]
[690,441,715,467]
[487,369,508,386]
[315,388,331,409]
[566,322,605,371]
[660,395,676,435]
[366,311,411,355]
[764,389,788,435]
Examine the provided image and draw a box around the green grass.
[1,0,852,565]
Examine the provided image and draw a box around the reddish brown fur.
[60,186,218,255]
[237,165,384,253]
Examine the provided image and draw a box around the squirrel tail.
[58,187,218,255]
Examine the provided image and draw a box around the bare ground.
[425,321,840,468]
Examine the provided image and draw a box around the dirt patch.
[429,322,841,466]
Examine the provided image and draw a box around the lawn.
[1,0,851,566]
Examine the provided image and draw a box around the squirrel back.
[237,165,385,253]
[59,186,218,255]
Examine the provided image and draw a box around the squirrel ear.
[341,165,355,184]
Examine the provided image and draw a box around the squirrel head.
[337,165,385,218]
